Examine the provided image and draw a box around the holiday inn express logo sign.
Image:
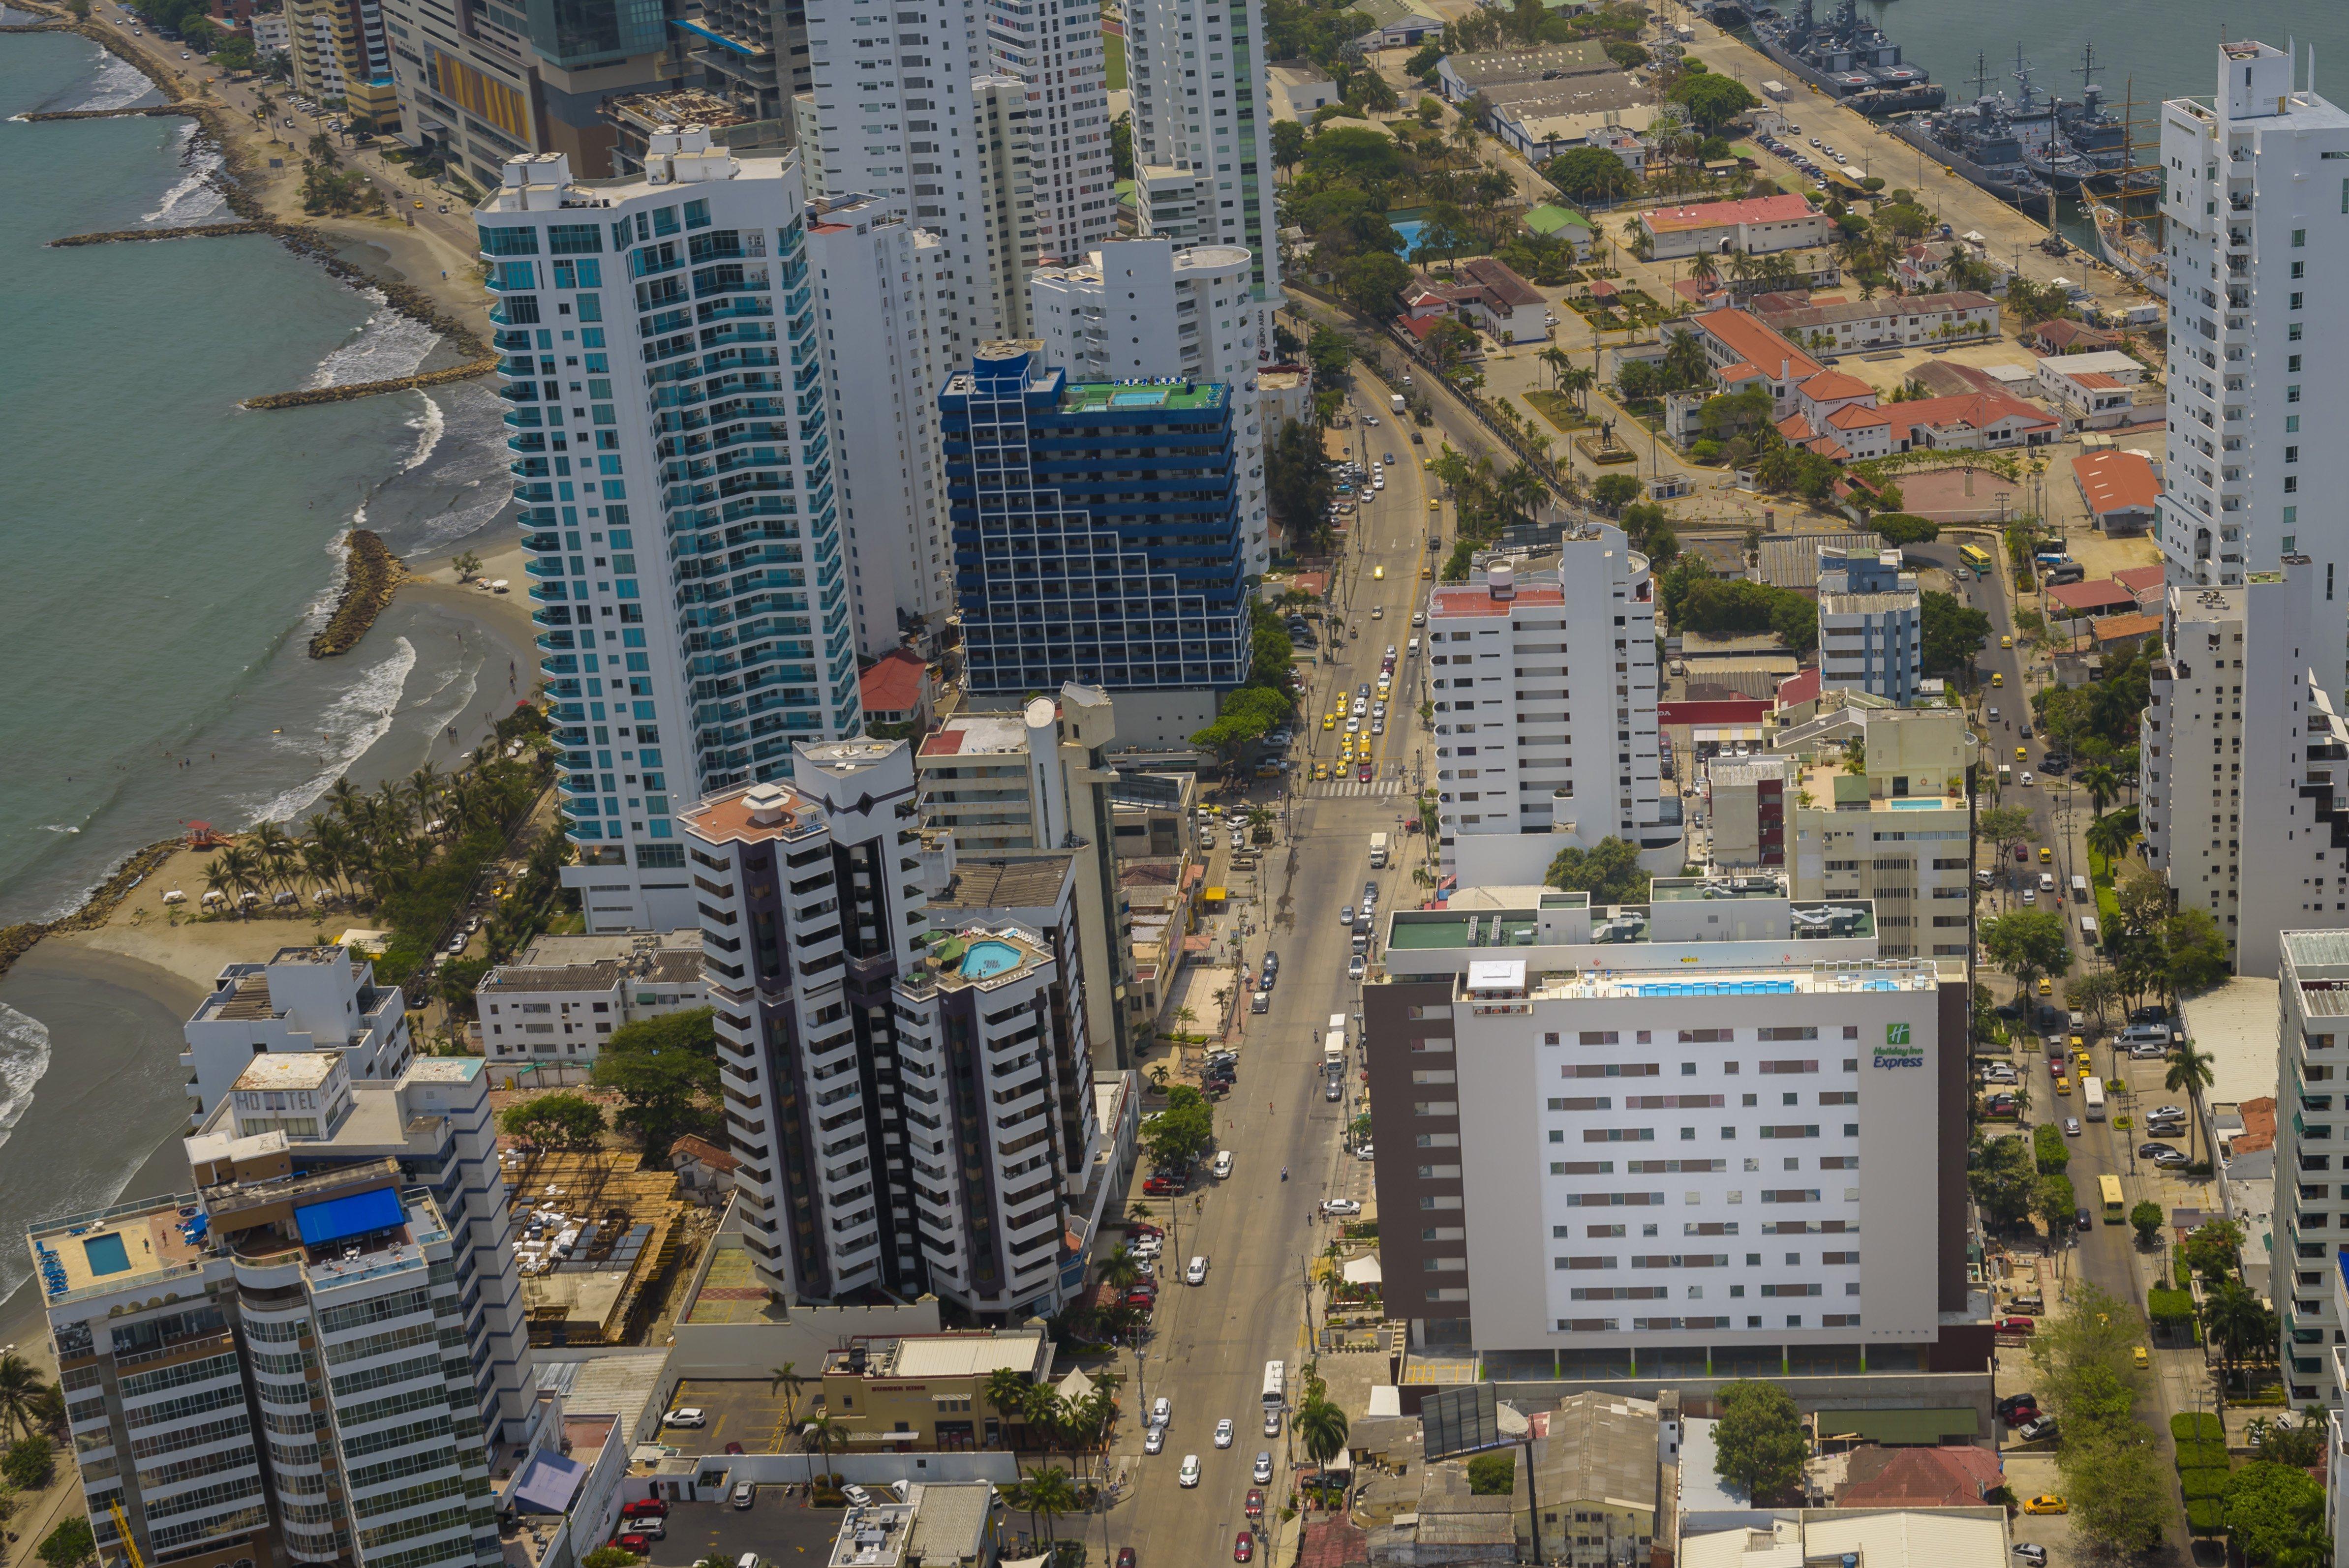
[1873,1022,1923,1068]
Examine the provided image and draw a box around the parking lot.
[636,1498,847,1568]
[664,1379,800,1455]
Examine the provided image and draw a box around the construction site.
[502,1146,695,1347]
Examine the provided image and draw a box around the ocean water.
[0,26,523,1309]
[0,28,519,929]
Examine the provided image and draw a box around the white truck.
[1369,831,1389,868]
[1389,393,1406,415]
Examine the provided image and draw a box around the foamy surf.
[402,392,446,472]
[245,635,418,825]
[0,1004,54,1160]
[307,292,441,390]
[70,47,153,113]
[142,126,228,226]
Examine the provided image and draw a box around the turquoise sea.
[0,22,524,1304]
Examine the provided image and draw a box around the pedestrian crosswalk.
[1304,778,1409,799]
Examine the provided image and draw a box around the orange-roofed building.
[859,646,936,730]
[1638,193,1829,259]
[2071,450,2159,535]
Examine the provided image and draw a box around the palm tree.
[217,844,261,915]
[2078,762,2122,817]
[985,1368,1037,1449]
[1688,251,1720,292]
[2165,1040,2218,1165]
[1296,1396,1350,1469]
[2085,806,2140,866]
[1023,1386,1069,1472]
[799,1409,846,1488]
[1561,363,1596,417]
[767,1362,809,1428]
[2201,1278,2268,1370]
[1022,1464,1078,1544]
[1097,1246,1142,1293]
[0,1355,45,1439]
[1537,345,1572,391]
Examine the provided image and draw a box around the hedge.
[2172,1442,2230,1472]
[2148,1287,2197,1327]
[2179,1468,2231,1501]
[2185,1499,2225,1535]
[2172,1412,2225,1443]
[2033,1121,2069,1174]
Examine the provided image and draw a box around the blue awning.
[671,18,756,54]
[294,1187,406,1247]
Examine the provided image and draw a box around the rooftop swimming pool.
[961,940,1024,979]
[1887,797,1952,810]
[82,1233,131,1276]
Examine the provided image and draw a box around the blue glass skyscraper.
[940,344,1251,693]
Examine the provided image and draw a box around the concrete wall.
[634,1450,1020,1499]
[1396,1368,1994,1428]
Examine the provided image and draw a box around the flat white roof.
[2181,975,2281,1107]
[1466,959,1526,992]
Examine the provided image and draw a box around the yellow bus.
[1958,544,1993,577]
[2099,1174,2125,1223]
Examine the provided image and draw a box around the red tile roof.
[2072,451,2159,517]
[1644,193,1818,234]
[2092,611,2162,644]
[1881,391,2056,446]
[1837,1445,2004,1508]
[1696,309,1822,383]
[2046,578,2140,615]
[2113,563,2167,596]
[1775,667,1823,707]
[1429,585,1565,617]
[1798,370,1874,402]
[859,647,928,716]
[1775,412,1817,442]
[1658,698,1773,725]
[1457,256,1543,308]
[1826,403,1890,431]
[2237,1096,2277,1156]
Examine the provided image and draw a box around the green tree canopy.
[1544,837,1648,904]
[36,1519,94,1568]
[1465,1451,1516,1495]
[1270,117,1308,172]
[1267,418,1337,548]
[1305,324,1353,381]
[1547,144,1640,203]
[3,1435,54,1491]
[1670,72,1759,131]
[1713,1381,1804,1501]
[1982,908,2073,1000]
[1305,125,1404,184]
[590,1007,718,1156]
[1192,684,1293,769]
[2222,1461,2328,1565]
[500,1091,608,1150]
[1967,1134,2037,1229]
[1143,1085,1216,1164]
[1336,251,1413,319]
[2061,1423,2174,1554]
[1918,591,1991,676]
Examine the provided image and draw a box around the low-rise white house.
[475,929,706,1063]
[2035,350,2147,430]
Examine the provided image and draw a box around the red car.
[1995,1316,2036,1334]
[1118,1552,1136,1568]
[1143,1177,1180,1196]
[1234,1534,1254,1563]
[1130,1222,1163,1239]
[1245,1488,1265,1519]
[614,1535,654,1554]
[1357,763,1373,782]
[621,1500,669,1520]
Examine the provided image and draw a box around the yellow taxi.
[2133,1346,2150,1369]
[1374,565,1385,580]
[1993,671,2005,687]
[2000,634,2013,649]
[2037,977,2053,996]
[2054,1076,2072,1097]
[1313,762,1330,781]
[2021,1495,2069,1516]
[2016,746,2028,762]
[2076,1051,2093,1076]
[1421,565,1434,580]
[1428,497,1440,511]
[1323,712,1337,730]
[2039,846,2053,863]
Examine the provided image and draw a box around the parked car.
[1996,1393,2039,1422]
[1322,1199,1363,1216]
[2012,1546,2047,1567]
[1187,1256,1210,1285]
[1151,1397,1171,1427]
[731,1483,756,1509]
[2138,1142,2181,1161]
[2020,1495,2069,1516]
[662,1407,706,1428]
[1144,1426,1166,1455]
[1254,1451,1275,1484]
[842,1485,875,1508]
[622,1501,670,1520]
[1995,1316,2036,1335]
[2018,1415,2059,1442]
[1246,1487,1266,1518]
[1119,1551,1138,1568]
[1235,1536,1254,1563]
[1213,1150,1235,1178]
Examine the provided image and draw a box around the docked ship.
[2054,43,2131,189]
[1750,0,1946,116]
[1887,51,2055,206]
[2091,201,2168,299]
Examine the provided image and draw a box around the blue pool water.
[81,1232,130,1275]
[1887,798,1946,810]
[1391,220,1425,256]
[961,940,1023,979]
[1110,389,1169,407]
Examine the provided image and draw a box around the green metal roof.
[1815,1408,1981,1445]
[1525,203,1595,237]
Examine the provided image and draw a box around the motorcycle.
[1281,1167,1289,1181]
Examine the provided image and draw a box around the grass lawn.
[2087,844,2121,939]
[1523,390,1589,432]
[1103,27,1125,88]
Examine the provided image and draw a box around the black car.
[2139,1142,2181,1159]
[1996,1392,2039,1421]
[2074,1207,2092,1231]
